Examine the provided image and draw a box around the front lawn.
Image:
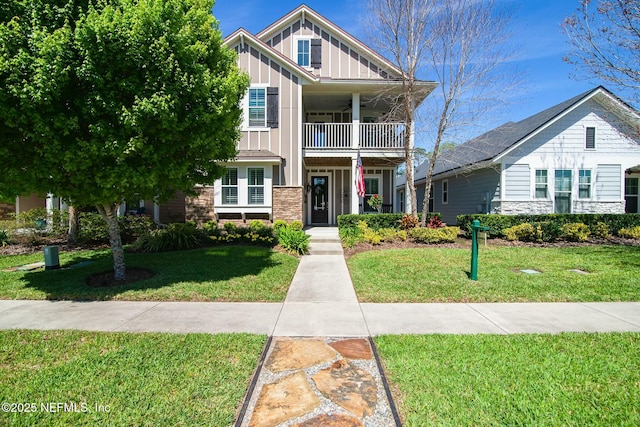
[376,333,640,426]
[0,330,265,426]
[348,245,640,302]
[0,246,298,301]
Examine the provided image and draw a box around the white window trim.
[214,164,273,210]
[221,168,239,205]
[242,84,269,131]
[293,36,313,70]
[247,167,265,205]
[578,169,593,200]
[534,169,549,199]
[585,126,596,150]
[442,179,449,205]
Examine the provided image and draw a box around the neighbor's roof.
[414,85,639,182]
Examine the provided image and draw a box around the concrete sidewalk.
[1,226,639,335]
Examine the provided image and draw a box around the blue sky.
[212,0,618,146]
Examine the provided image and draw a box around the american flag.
[356,152,365,197]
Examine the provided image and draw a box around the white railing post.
[352,93,360,149]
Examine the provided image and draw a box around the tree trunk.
[67,205,79,243]
[96,202,126,281]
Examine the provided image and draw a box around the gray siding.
[431,168,501,224]
[596,164,621,200]
[504,164,530,200]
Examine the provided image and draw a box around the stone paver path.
[240,337,397,427]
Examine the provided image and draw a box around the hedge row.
[337,213,440,230]
[456,214,640,238]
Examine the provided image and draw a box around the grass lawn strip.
[376,333,640,426]
[0,330,265,426]
[0,246,298,302]
[348,245,640,302]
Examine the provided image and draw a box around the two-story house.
[192,4,435,226]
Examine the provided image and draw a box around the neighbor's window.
[222,168,238,205]
[297,38,310,67]
[535,170,548,198]
[442,180,448,204]
[579,169,592,198]
[586,127,596,149]
[248,168,264,205]
[248,88,266,127]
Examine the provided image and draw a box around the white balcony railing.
[303,123,405,149]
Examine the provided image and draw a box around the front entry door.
[311,176,329,224]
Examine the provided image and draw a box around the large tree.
[563,0,640,105]
[0,0,248,280]
[367,0,518,224]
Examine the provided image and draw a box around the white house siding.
[499,99,640,214]
[234,43,302,186]
[264,17,392,80]
[429,168,501,225]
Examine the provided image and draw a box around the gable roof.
[223,28,319,83]
[415,86,640,181]
[255,4,404,78]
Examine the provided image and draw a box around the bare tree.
[366,0,519,225]
[563,0,640,105]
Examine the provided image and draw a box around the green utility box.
[44,246,60,270]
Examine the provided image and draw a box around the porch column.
[45,193,54,228]
[351,155,360,214]
[352,93,360,149]
[153,196,160,223]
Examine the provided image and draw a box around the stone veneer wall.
[499,200,625,215]
[0,203,15,220]
[273,186,303,223]
[185,186,215,225]
[499,201,553,215]
[573,201,625,214]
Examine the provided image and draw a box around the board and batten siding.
[264,17,393,80]
[234,43,301,186]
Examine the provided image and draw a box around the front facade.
[408,87,640,225]
[205,5,435,225]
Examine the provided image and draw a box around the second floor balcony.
[303,122,406,150]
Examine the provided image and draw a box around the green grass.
[376,333,640,426]
[348,245,640,302]
[0,246,298,301]
[0,330,265,426]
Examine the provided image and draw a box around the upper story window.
[586,127,596,149]
[297,38,310,67]
[248,88,266,127]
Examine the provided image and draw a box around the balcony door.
[311,176,329,224]
[311,115,332,148]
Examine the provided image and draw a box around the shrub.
[132,223,203,252]
[399,214,419,230]
[201,220,219,235]
[15,208,69,236]
[289,220,304,231]
[426,215,444,229]
[502,223,542,242]
[249,219,266,231]
[618,226,640,239]
[277,226,310,255]
[0,229,9,246]
[339,227,364,248]
[535,221,562,242]
[396,229,408,241]
[378,228,399,242]
[408,226,460,244]
[561,223,591,242]
[119,215,157,242]
[363,228,382,245]
[590,222,611,238]
[338,213,440,231]
[78,212,110,243]
[273,219,288,234]
[223,222,237,233]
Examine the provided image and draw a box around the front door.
[311,176,329,224]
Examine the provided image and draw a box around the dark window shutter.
[586,127,595,149]
[267,87,278,128]
[310,39,322,68]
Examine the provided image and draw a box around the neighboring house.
[401,86,640,225]
[201,5,435,225]
[9,5,435,226]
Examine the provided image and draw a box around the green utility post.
[470,220,489,281]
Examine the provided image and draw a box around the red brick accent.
[273,186,303,223]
